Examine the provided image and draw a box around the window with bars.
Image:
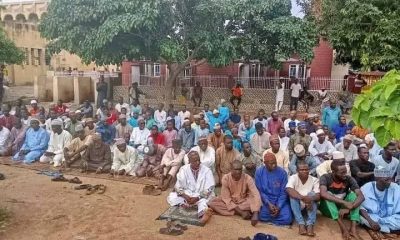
[154,63,161,76]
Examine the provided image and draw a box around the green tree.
[0,27,24,65]
[319,0,400,70]
[352,70,400,147]
[40,0,317,100]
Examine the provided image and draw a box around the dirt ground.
[0,165,372,240]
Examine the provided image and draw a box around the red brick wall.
[121,60,132,86]
[194,62,239,76]
[309,39,333,78]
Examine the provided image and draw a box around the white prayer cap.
[344,134,354,141]
[30,117,40,123]
[294,144,305,157]
[193,114,201,119]
[332,151,345,160]
[214,123,221,130]
[316,129,325,136]
[30,99,37,104]
[51,119,63,126]
[183,119,190,124]
[374,165,392,178]
[365,134,374,143]
[75,124,84,132]
[198,135,208,142]
[220,99,226,104]
[213,109,219,114]
[75,110,81,114]
[114,138,126,146]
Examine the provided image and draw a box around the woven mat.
[0,157,157,185]
[157,206,204,227]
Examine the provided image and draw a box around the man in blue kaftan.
[360,166,400,239]
[255,152,292,225]
[13,118,49,163]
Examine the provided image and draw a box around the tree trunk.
[165,64,185,104]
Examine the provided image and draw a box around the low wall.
[54,76,74,102]
[113,86,341,113]
[34,75,53,102]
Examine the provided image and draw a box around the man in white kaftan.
[183,136,215,171]
[167,151,215,224]
[40,119,72,167]
[111,138,139,176]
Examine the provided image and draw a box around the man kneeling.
[167,151,215,225]
[208,160,261,226]
[360,166,400,240]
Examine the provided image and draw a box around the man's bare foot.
[250,212,258,226]
[234,207,251,220]
[200,208,213,224]
[366,229,382,240]
[299,224,307,235]
[350,221,362,240]
[307,225,316,237]
[338,219,351,240]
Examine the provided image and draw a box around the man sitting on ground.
[154,139,185,191]
[111,138,139,176]
[319,160,365,240]
[316,151,351,178]
[309,129,335,164]
[183,136,215,171]
[0,122,11,156]
[216,135,241,185]
[39,119,72,167]
[136,143,167,178]
[167,151,215,225]
[336,134,358,163]
[240,141,262,178]
[350,145,375,187]
[64,125,90,168]
[115,114,133,142]
[13,118,49,163]
[289,144,318,176]
[250,122,271,159]
[286,162,320,237]
[208,123,225,150]
[288,122,312,159]
[130,119,150,149]
[81,134,112,173]
[255,152,292,226]
[360,166,400,240]
[264,135,289,173]
[178,120,195,152]
[209,160,261,226]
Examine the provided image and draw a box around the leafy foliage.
[320,0,400,70]
[0,27,24,64]
[352,70,400,146]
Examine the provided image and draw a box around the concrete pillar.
[74,77,94,105]
[53,76,59,102]
[53,76,74,103]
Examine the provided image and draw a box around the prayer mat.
[0,157,157,185]
[157,206,205,227]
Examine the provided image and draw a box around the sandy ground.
[0,165,372,240]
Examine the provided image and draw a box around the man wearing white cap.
[218,99,230,124]
[208,109,223,132]
[40,119,72,167]
[335,134,358,162]
[208,123,225,150]
[129,118,150,149]
[115,96,130,116]
[194,119,210,145]
[111,138,139,176]
[29,99,40,116]
[316,151,351,178]
[177,105,191,127]
[183,136,215,171]
[13,118,49,163]
[115,114,133,142]
[153,103,167,131]
[289,144,318,176]
[64,124,91,168]
[360,166,400,239]
[308,129,335,164]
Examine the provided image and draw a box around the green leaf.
[353,96,365,109]
[360,98,372,112]
[384,84,398,100]
[351,107,361,126]
[369,107,393,118]
[375,126,393,147]
[359,111,370,129]
[371,117,385,132]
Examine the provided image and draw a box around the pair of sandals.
[74,184,106,195]
[51,176,82,184]
[142,185,162,196]
[159,220,188,236]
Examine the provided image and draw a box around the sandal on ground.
[86,185,99,195]
[68,177,82,184]
[97,184,106,194]
[51,175,68,182]
[142,185,162,196]
[74,184,92,190]
[159,227,184,236]
[0,173,4,180]
[167,220,188,231]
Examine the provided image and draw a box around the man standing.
[167,151,215,225]
[191,81,203,107]
[255,152,293,226]
[322,99,341,130]
[250,122,271,159]
[286,162,320,237]
[290,78,302,111]
[39,119,72,167]
[240,141,262,178]
[360,166,400,239]
[350,146,375,187]
[129,82,146,104]
[13,118,49,163]
[111,138,139,176]
[275,78,285,112]
[96,76,108,108]
[319,160,365,240]
[209,160,261,226]
[216,135,241,185]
